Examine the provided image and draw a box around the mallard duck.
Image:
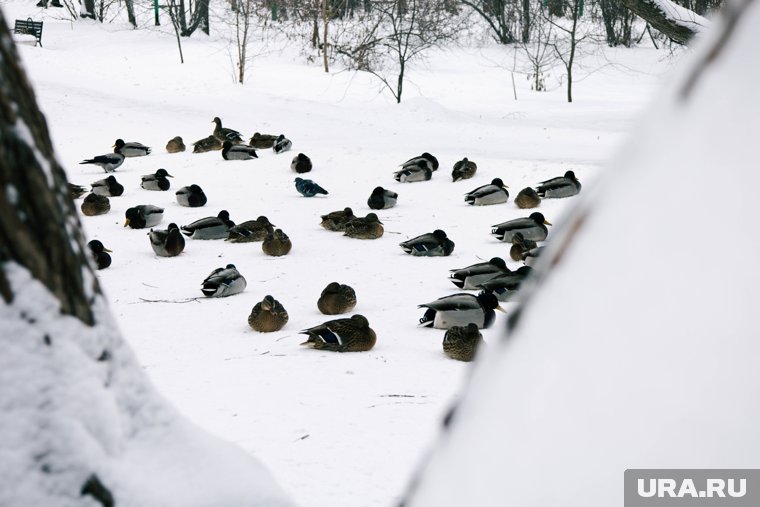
[166,136,186,153]
[451,157,477,182]
[464,178,509,206]
[477,266,533,301]
[509,232,538,262]
[273,134,292,154]
[300,314,376,352]
[401,152,439,172]
[249,132,278,149]
[393,165,432,183]
[262,229,292,256]
[367,186,398,210]
[201,264,246,298]
[114,138,151,157]
[291,153,312,173]
[226,216,275,243]
[212,117,244,144]
[491,212,551,242]
[248,295,289,332]
[317,282,357,315]
[344,213,384,239]
[175,184,207,207]
[536,170,581,198]
[141,169,173,191]
[192,135,223,153]
[295,177,328,197]
[88,239,112,270]
[69,183,88,199]
[514,187,541,209]
[418,291,503,329]
[443,323,484,362]
[181,210,235,239]
[80,141,125,173]
[91,175,124,197]
[449,257,510,289]
[399,229,455,257]
[124,205,164,229]
[149,223,185,257]
[222,141,258,160]
[320,207,355,232]
[81,193,110,216]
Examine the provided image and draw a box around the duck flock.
[70,116,582,361]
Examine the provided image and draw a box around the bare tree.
[595,0,635,46]
[459,0,522,44]
[334,0,461,103]
[542,0,594,102]
[165,0,186,63]
[520,11,556,92]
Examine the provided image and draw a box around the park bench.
[13,18,44,47]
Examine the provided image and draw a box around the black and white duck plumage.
[509,231,538,262]
[222,141,258,161]
[536,170,582,198]
[521,246,545,266]
[248,295,289,332]
[114,138,151,157]
[491,212,551,243]
[88,240,112,270]
[81,193,110,216]
[300,314,377,352]
[175,184,207,208]
[367,186,398,210]
[249,132,279,149]
[80,141,125,173]
[451,157,477,182]
[141,168,173,191]
[91,175,124,197]
[394,165,432,183]
[399,229,455,257]
[181,210,235,240]
[226,216,275,243]
[291,153,312,173]
[212,117,244,144]
[476,266,534,302]
[295,177,328,197]
[192,135,222,153]
[201,264,247,298]
[343,213,384,239]
[443,323,485,362]
[418,291,503,329]
[262,229,292,257]
[273,134,292,154]
[449,257,510,289]
[464,178,509,206]
[514,187,541,209]
[402,152,439,172]
[149,223,185,257]
[317,282,357,315]
[320,207,355,232]
[166,136,186,153]
[124,205,164,229]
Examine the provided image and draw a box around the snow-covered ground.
[4,3,676,504]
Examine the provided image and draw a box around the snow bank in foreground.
[0,262,294,507]
[404,3,760,506]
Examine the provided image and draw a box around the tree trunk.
[0,11,97,325]
[521,0,530,43]
[322,0,329,72]
[81,0,96,19]
[125,0,137,27]
[620,0,699,44]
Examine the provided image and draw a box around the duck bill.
[104,247,113,253]
[495,305,507,313]
[544,219,553,226]
[124,219,130,227]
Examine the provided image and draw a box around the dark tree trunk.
[621,0,698,44]
[521,0,530,43]
[81,0,96,19]
[125,0,137,27]
[0,9,98,325]
[185,0,210,35]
